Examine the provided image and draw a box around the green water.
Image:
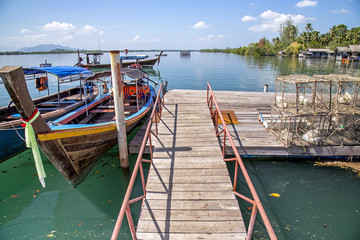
[229,160,360,240]
[1,53,360,239]
[0,120,150,239]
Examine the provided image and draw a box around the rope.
[21,109,46,188]
[2,122,26,142]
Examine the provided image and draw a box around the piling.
[110,50,129,168]
[264,84,269,92]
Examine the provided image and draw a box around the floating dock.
[135,89,246,239]
[130,90,360,158]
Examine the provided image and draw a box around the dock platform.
[136,89,246,239]
[130,90,360,158]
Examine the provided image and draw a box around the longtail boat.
[76,51,163,69]
[0,66,96,162]
[0,66,155,185]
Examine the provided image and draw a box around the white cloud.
[191,21,211,29]
[131,34,162,43]
[20,28,30,34]
[195,34,226,42]
[81,25,104,35]
[133,35,141,41]
[296,0,317,8]
[11,22,105,49]
[40,21,76,34]
[247,10,315,32]
[331,9,349,13]
[241,15,257,22]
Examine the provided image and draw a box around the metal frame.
[207,82,277,240]
[270,74,360,147]
[111,83,164,240]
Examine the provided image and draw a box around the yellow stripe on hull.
[38,125,116,141]
[38,101,152,142]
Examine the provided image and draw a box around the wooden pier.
[131,90,360,158]
[135,89,246,239]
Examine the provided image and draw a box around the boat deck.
[130,90,360,158]
[136,89,246,239]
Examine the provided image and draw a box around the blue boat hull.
[0,128,26,163]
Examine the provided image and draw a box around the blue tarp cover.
[120,55,148,60]
[23,66,92,78]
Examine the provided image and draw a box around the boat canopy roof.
[23,66,92,78]
[84,52,104,56]
[122,68,147,79]
[85,68,148,82]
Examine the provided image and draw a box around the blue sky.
[0,0,359,51]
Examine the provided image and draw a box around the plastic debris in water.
[269,193,281,197]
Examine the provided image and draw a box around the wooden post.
[264,84,269,92]
[110,50,129,168]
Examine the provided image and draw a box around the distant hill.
[18,44,77,52]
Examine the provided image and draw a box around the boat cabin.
[85,52,103,65]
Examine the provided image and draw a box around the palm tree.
[312,31,320,43]
[305,23,313,33]
[329,25,337,40]
[305,23,313,49]
[289,25,299,42]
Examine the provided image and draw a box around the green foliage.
[201,21,358,57]
[285,42,304,56]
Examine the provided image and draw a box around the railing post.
[139,162,146,195]
[247,204,258,240]
[222,132,226,158]
[233,160,238,191]
[148,130,153,162]
[126,206,137,240]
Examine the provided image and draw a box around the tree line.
[201,20,360,56]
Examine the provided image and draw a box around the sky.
[0,0,359,51]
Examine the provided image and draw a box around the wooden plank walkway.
[136,89,246,239]
[130,90,360,158]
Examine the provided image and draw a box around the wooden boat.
[76,51,163,69]
[0,66,155,185]
[0,66,96,162]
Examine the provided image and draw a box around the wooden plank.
[137,220,245,233]
[136,233,246,240]
[136,89,246,239]
[146,182,233,192]
[139,209,243,221]
[143,199,240,210]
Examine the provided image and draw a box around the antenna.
[97,31,100,52]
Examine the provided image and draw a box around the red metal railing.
[111,83,164,240]
[207,82,277,240]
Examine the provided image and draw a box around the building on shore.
[299,48,335,58]
[299,45,360,61]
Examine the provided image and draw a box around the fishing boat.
[0,66,96,162]
[76,51,163,69]
[0,66,156,185]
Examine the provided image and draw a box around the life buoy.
[123,86,149,99]
[36,76,48,91]
[102,83,108,94]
